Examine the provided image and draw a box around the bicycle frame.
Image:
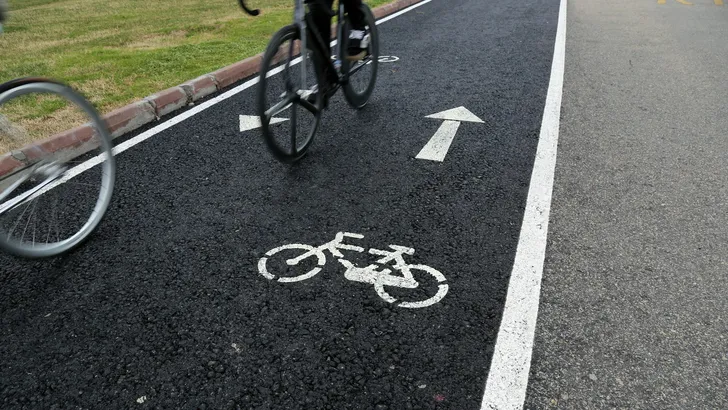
[296,0,348,94]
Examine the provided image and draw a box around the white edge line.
[49,0,434,183]
[377,0,432,24]
[479,0,567,408]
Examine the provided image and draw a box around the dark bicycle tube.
[238,0,260,16]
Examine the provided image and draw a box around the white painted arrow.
[239,115,287,132]
[416,107,484,162]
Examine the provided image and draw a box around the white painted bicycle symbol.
[330,55,400,64]
[258,232,448,308]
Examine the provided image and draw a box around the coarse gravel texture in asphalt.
[0,0,560,409]
[525,1,728,409]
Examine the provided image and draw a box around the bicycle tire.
[342,4,379,109]
[0,78,115,258]
[257,25,324,163]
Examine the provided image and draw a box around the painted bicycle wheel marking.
[330,55,399,63]
[377,55,400,63]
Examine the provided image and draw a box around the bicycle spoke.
[297,97,318,115]
[63,181,104,189]
[258,25,320,162]
[290,104,298,154]
[265,94,297,119]
[19,197,39,245]
[31,200,38,247]
[6,193,35,241]
[0,174,61,216]
[0,80,115,257]
[45,195,60,245]
[55,205,60,243]
[282,39,297,93]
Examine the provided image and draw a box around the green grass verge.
[0,0,394,150]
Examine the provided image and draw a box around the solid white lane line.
[377,0,432,24]
[479,0,567,408]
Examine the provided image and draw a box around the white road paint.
[479,0,567,408]
[425,106,484,123]
[377,55,400,63]
[416,120,461,162]
[258,243,325,282]
[136,396,147,404]
[377,0,432,24]
[258,232,448,308]
[239,115,287,132]
[332,55,399,63]
[38,0,433,185]
[416,106,484,162]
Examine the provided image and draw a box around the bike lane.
[0,0,559,408]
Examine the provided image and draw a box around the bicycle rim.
[342,4,379,109]
[257,25,323,163]
[0,80,115,258]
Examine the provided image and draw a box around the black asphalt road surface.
[0,0,560,409]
